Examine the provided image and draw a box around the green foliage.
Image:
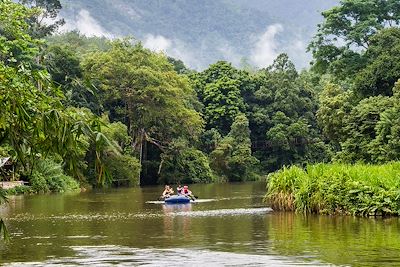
[29,158,80,193]
[83,40,203,142]
[210,114,258,181]
[0,0,40,65]
[43,44,102,113]
[338,96,394,163]
[0,0,62,169]
[19,0,65,38]
[249,54,328,171]
[83,40,203,184]
[100,116,131,151]
[199,128,222,154]
[46,31,110,56]
[44,44,82,85]
[160,139,214,184]
[91,116,141,187]
[317,77,400,165]
[353,28,400,98]
[190,61,253,134]
[266,162,400,216]
[203,77,245,133]
[317,82,354,145]
[104,153,141,187]
[4,185,32,195]
[167,56,192,74]
[0,1,116,188]
[309,0,400,78]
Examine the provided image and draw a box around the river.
[0,182,400,266]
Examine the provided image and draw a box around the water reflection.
[162,203,192,238]
[267,212,400,266]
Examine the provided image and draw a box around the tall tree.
[19,0,65,38]
[43,44,102,113]
[332,80,400,164]
[190,61,254,134]
[210,114,258,181]
[317,82,354,146]
[338,95,394,163]
[353,27,400,98]
[248,54,328,171]
[202,77,245,134]
[309,0,400,78]
[83,40,203,183]
[0,0,114,185]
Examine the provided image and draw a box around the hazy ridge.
[59,0,338,69]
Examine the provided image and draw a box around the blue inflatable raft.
[164,195,191,204]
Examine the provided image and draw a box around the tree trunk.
[138,129,144,185]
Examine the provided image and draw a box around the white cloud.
[250,24,283,68]
[143,34,200,69]
[217,43,242,66]
[168,39,199,69]
[62,9,112,38]
[143,34,172,52]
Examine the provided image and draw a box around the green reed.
[265,162,400,216]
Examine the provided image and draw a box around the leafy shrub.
[104,153,141,186]
[159,139,215,184]
[29,158,80,193]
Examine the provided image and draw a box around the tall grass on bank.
[265,163,400,216]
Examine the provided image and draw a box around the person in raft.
[176,184,183,195]
[161,185,174,199]
[182,185,195,200]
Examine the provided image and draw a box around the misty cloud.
[217,43,243,66]
[143,34,172,52]
[62,9,112,38]
[250,24,283,68]
[143,34,200,69]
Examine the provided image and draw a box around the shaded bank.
[265,163,400,216]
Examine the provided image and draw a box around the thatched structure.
[0,157,14,181]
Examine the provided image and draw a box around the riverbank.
[265,162,400,216]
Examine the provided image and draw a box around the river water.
[0,182,400,266]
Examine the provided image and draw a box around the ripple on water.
[172,207,273,217]
[5,207,273,222]
[6,245,329,266]
[6,212,163,222]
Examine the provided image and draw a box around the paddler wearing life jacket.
[182,185,195,200]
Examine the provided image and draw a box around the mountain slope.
[59,0,338,70]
